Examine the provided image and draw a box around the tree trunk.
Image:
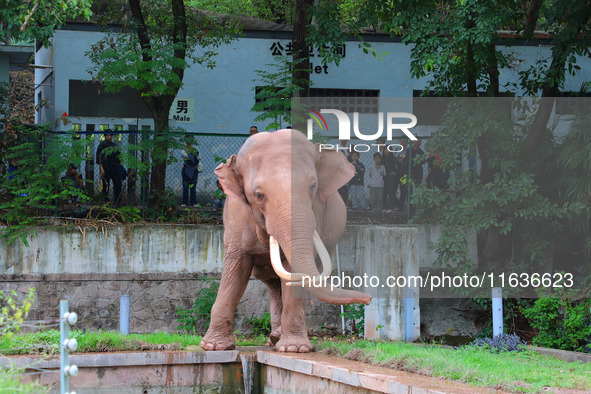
[148,108,171,194]
[293,0,312,98]
[291,0,313,130]
[128,0,187,197]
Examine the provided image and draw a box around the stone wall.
[0,224,476,337]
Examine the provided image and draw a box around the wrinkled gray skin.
[200,130,371,353]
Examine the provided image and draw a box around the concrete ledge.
[528,346,591,363]
[4,350,240,370]
[5,350,511,393]
[256,350,504,394]
[9,350,244,393]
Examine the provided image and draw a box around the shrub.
[0,288,34,339]
[245,312,272,336]
[522,297,591,353]
[463,333,527,353]
[177,276,219,334]
[340,303,365,336]
[0,288,42,392]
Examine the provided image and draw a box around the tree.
[86,0,238,195]
[0,0,92,46]
[354,0,591,283]
[303,0,591,284]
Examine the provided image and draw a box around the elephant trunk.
[268,204,371,306]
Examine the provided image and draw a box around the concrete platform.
[257,350,506,394]
[6,349,510,393]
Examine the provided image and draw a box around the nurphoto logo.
[306,108,418,152]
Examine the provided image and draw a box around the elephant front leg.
[200,252,253,351]
[275,282,313,353]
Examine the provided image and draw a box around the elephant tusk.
[313,229,333,279]
[269,235,295,282]
[269,231,333,287]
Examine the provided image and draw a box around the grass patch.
[235,334,269,346]
[0,330,268,355]
[314,339,591,393]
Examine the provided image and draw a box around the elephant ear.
[315,145,355,204]
[214,155,248,205]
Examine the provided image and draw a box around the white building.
[34,22,591,198]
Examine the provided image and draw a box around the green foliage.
[472,298,533,339]
[411,100,584,284]
[145,188,179,221]
[188,0,295,24]
[558,106,591,256]
[245,312,272,336]
[0,126,90,245]
[177,276,220,334]
[251,56,305,130]
[340,303,365,336]
[86,2,238,96]
[0,288,40,393]
[86,1,238,194]
[0,0,91,47]
[0,288,34,340]
[522,297,591,353]
[121,128,198,185]
[0,367,42,393]
[87,205,142,224]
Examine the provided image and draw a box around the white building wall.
[34,27,591,197]
[40,28,591,134]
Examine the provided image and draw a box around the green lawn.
[0,330,268,355]
[314,339,591,393]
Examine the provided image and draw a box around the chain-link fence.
[2,128,477,223]
[60,130,250,208]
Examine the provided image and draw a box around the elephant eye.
[255,192,265,201]
[310,183,317,192]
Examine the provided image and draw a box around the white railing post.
[120,295,130,335]
[60,300,78,394]
[492,287,503,337]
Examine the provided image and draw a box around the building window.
[69,80,152,118]
[254,88,380,113]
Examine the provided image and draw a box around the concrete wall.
[0,224,473,336]
[0,54,9,85]
[0,224,473,276]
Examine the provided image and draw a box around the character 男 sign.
[169,98,195,123]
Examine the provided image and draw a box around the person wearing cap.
[96,130,123,205]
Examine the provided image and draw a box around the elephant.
[199,129,371,353]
